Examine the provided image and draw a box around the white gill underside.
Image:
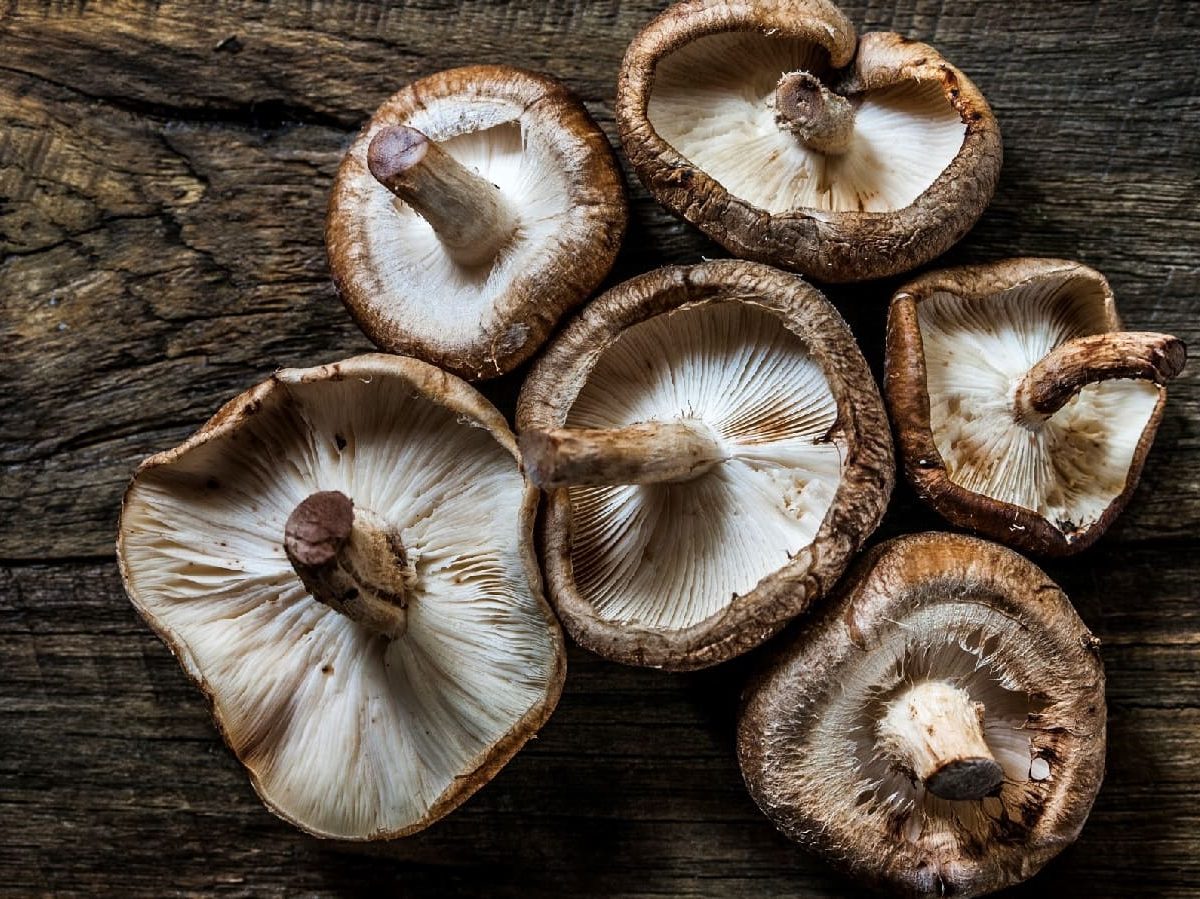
[566,302,843,632]
[351,114,572,352]
[795,602,1043,847]
[919,281,1160,535]
[647,33,966,214]
[121,376,554,838]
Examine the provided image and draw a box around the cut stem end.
[520,420,726,490]
[926,757,1006,802]
[284,490,411,639]
[775,70,856,155]
[367,124,518,268]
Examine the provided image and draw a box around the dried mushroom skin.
[117,354,565,839]
[886,258,1186,555]
[328,65,627,380]
[617,0,1001,282]
[517,260,893,670]
[738,533,1106,898]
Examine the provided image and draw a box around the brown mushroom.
[616,0,1001,282]
[885,257,1186,555]
[738,532,1106,897]
[118,354,565,839]
[327,65,627,380]
[517,260,893,670]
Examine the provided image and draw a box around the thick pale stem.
[367,124,518,268]
[876,681,1003,801]
[775,71,856,155]
[1013,331,1186,427]
[519,420,727,489]
[284,491,412,639]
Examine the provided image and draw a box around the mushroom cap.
[616,0,1002,282]
[327,65,627,380]
[885,257,1170,555]
[117,354,565,839]
[738,532,1106,898]
[517,260,894,670]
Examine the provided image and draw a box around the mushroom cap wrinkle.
[118,354,565,840]
[328,65,627,380]
[886,257,1185,555]
[738,533,1106,898]
[518,260,893,670]
[617,0,1001,282]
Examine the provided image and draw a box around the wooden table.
[3,2,1197,895]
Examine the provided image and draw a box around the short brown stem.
[876,681,1004,801]
[1013,331,1186,427]
[367,124,518,268]
[284,491,412,639]
[775,70,856,155]
[519,420,727,490]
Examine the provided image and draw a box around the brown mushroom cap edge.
[738,532,1106,897]
[616,0,1002,282]
[117,354,566,839]
[517,259,894,670]
[885,257,1182,556]
[328,65,627,380]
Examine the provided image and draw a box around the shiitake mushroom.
[119,354,565,839]
[517,259,893,670]
[327,65,627,380]
[739,533,1106,898]
[616,0,1002,282]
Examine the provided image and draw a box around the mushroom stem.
[284,491,411,639]
[774,71,857,155]
[876,680,1004,801]
[367,124,518,268]
[1012,331,1186,427]
[520,420,727,489]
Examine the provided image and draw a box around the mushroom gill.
[738,533,1106,897]
[119,357,562,839]
[647,33,966,213]
[561,301,843,631]
[351,121,572,338]
[917,273,1161,535]
[520,261,893,670]
[327,66,627,379]
[829,606,1045,839]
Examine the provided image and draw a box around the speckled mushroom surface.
[517,260,893,670]
[117,354,565,840]
[738,533,1106,898]
[885,258,1186,555]
[328,65,627,380]
[616,0,1001,282]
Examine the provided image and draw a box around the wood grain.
[2,0,1198,895]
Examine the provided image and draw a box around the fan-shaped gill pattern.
[647,33,966,213]
[919,278,1160,536]
[565,302,843,631]
[120,372,555,838]
[785,601,1045,851]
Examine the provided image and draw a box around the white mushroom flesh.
[121,374,556,838]
[788,602,1044,848]
[342,107,574,358]
[647,33,966,213]
[918,276,1160,536]
[565,302,843,631]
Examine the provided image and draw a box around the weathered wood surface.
[1,1,1197,896]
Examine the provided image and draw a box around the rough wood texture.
[1,1,1197,896]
